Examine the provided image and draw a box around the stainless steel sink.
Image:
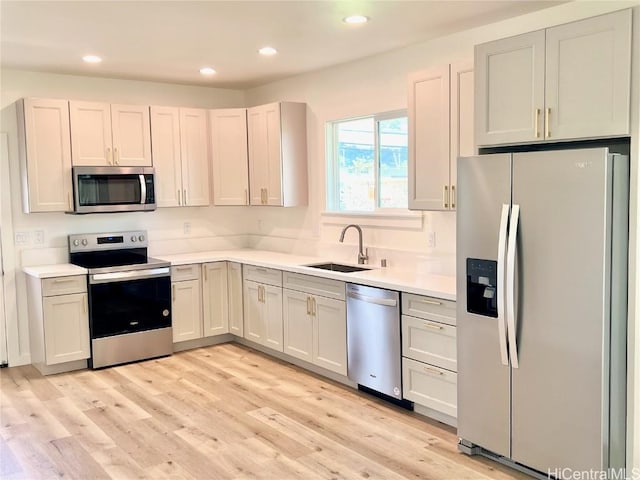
[305,262,372,273]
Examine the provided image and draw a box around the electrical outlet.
[427,230,436,248]
[34,230,45,245]
[183,222,191,235]
[15,231,31,245]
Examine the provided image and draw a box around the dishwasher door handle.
[347,291,398,307]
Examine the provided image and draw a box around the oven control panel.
[69,230,148,252]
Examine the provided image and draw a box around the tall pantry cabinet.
[247,102,308,207]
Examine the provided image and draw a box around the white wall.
[0,69,255,366]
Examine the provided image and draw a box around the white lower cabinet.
[171,265,203,342]
[401,293,457,420]
[202,262,229,336]
[227,262,244,336]
[243,265,283,352]
[26,274,90,374]
[282,273,347,375]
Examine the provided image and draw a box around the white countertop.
[23,264,88,279]
[22,249,456,300]
[156,249,456,301]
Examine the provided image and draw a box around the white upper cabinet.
[475,9,631,146]
[17,98,73,212]
[150,106,210,207]
[210,108,249,206]
[247,102,307,207]
[408,61,474,211]
[69,101,151,166]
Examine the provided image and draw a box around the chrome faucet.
[339,224,369,264]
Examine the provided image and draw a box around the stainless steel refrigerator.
[456,147,628,475]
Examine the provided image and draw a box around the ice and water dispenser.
[466,259,498,317]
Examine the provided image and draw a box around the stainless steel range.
[69,230,172,368]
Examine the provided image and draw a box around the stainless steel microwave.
[71,166,156,214]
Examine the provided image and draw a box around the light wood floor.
[0,343,531,479]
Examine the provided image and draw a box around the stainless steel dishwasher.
[346,283,402,399]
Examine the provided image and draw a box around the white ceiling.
[1,1,566,89]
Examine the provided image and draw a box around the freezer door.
[510,149,613,472]
[456,154,511,458]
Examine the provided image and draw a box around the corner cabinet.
[69,101,152,166]
[17,98,73,213]
[408,61,474,211]
[150,106,211,207]
[210,108,249,206]
[26,274,90,375]
[475,9,631,146]
[247,102,308,207]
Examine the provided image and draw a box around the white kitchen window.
[326,111,409,213]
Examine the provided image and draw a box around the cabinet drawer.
[283,272,345,300]
[402,315,456,371]
[402,293,456,326]
[243,265,282,287]
[42,275,86,296]
[402,357,457,418]
[171,264,201,282]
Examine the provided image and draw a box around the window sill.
[320,210,423,229]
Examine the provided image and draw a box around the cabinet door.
[545,9,631,141]
[19,98,73,212]
[243,281,264,344]
[150,106,182,207]
[408,65,450,210]
[43,293,89,364]
[179,108,210,206]
[228,262,244,336]
[475,30,545,146]
[450,61,474,211]
[263,284,283,352]
[172,279,203,342]
[283,289,313,362]
[110,104,152,166]
[210,109,249,205]
[313,296,347,375]
[202,262,229,337]
[247,103,282,205]
[69,101,112,165]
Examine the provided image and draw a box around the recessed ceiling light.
[82,55,102,64]
[258,46,278,56]
[199,67,217,75]
[343,15,369,24]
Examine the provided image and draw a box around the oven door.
[72,166,156,213]
[88,267,171,338]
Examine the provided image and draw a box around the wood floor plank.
[0,343,532,479]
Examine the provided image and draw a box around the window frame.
[326,109,410,215]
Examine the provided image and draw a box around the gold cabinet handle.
[534,108,541,138]
[423,366,444,376]
[177,190,181,206]
[245,188,248,205]
[312,297,316,316]
[106,147,112,165]
[306,296,311,315]
[545,108,550,138]
[443,185,449,209]
[83,294,87,314]
[203,265,207,282]
[423,322,443,330]
[183,190,187,206]
[67,192,72,210]
[451,185,456,209]
[419,298,442,306]
[172,284,176,302]
[114,147,119,165]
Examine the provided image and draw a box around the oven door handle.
[90,267,170,284]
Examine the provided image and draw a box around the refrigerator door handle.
[506,204,520,368]
[497,204,510,366]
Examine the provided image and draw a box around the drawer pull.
[175,266,193,271]
[418,299,442,306]
[423,322,443,330]
[254,268,268,273]
[53,278,76,284]
[423,366,444,376]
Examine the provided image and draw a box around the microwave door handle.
[139,174,146,204]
